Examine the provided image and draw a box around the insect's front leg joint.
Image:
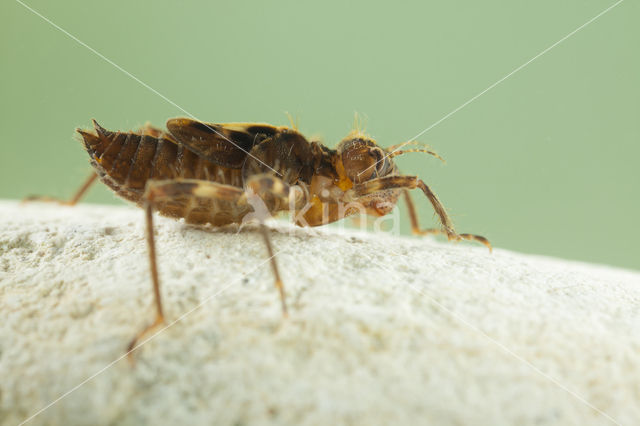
[244,174,292,213]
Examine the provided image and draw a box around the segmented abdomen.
[79,121,246,225]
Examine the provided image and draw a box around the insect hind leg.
[128,177,291,359]
[127,178,245,359]
[23,171,98,206]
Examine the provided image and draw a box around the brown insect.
[28,118,491,354]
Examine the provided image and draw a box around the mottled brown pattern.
[78,119,489,245]
[80,121,247,225]
[62,118,491,356]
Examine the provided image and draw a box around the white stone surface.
[0,200,639,426]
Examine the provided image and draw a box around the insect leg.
[127,181,166,357]
[259,223,288,316]
[126,193,166,357]
[354,176,453,233]
[354,176,491,250]
[244,174,291,316]
[402,189,422,234]
[127,178,245,357]
[413,180,492,251]
[23,171,98,206]
[404,187,491,248]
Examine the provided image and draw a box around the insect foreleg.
[403,189,491,251]
[353,175,455,227]
[354,176,491,251]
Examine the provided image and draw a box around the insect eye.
[340,148,370,183]
[338,138,392,184]
[371,148,388,177]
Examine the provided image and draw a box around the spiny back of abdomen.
[78,122,247,225]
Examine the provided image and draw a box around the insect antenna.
[387,144,446,164]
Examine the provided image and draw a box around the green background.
[2,0,638,270]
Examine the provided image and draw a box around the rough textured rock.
[0,200,638,426]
